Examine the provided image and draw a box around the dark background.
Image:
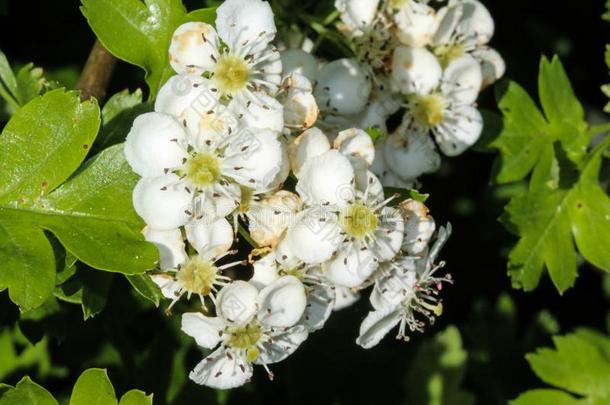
[0,0,609,404]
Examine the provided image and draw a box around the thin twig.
[76,40,117,102]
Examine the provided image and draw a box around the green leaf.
[538,56,585,134]
[80,0,216,98]
[404,326,475,405]
[513,331,610,404]
[489,57,588,184]
[0,90,157,311]
[0,377,58,405]
[69,369,117,405]
[503,137,610,293]
[126,274,162,306]
[0,89,99,202]
[511,389,583,405]
[118,390,153,405]
[491,56,610,293]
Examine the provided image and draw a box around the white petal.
[433,4,462,46]
[256,325,308,364]
[354,100,390,135]
[155,75,217,119]
[216,0,276,51]
[302,283,334,331]
[323,244,379,288]
[169,22,219,75]
[356,307,402,349]
[217,281,259,326]
[202,183,241,218]
[370,261,417,310]
[383,130,441,181]
[288,127,331,177]
[314,58,371,115]
[181,312,224,349]
[280,74,319,131]
[150,273,182,300]
[394,2,438,47]
[335,0,380,33]
[280,49,318,82]
[434,104,483,156]
[286,208,342,264]
[189,348,252,389]
[124,112,187,178]
[223,129,283,192]
[185,217,234,259]
[400,199,436,255]
[143,227,187,269]
[423,223,452,269]
[132,175,192,230]
[441,55,482,105]
[250,252,280,290]
[454,0,495,44]
[247,190,302,248]
[334,127,375,166]
[333,285,360,310]
[229,92,284,132]
[296,150,355,206]
[473,47,506,88]
[258,275,307,328]
[391,47,441,95]
[371,206,404,261]
[187,103,240,146]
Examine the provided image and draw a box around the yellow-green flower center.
[213,54,250,96]
[185,152,221,187]
[227,324,262,362]
[176,256,218,296]
[413,93,445,127]
[389,0,409,9]
[434,43,465,68]
[340,203,378,239]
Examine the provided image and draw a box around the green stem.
[0,83,20,112]
[588,122,610,137]
[237,223,259,249]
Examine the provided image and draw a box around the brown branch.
[76,40,117,102]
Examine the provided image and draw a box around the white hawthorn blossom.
[285,128,405,288]
[393,51,484,156]
[357,224,453,348]
[181,278,308,389]
[433,0,505,87]
[250,239,335,331]
[124,111,283,230]
[144,218,242,310]
[168,0,282,109]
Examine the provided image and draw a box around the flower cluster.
[288,0,504,188]
[122,0,477,390]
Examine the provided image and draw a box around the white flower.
[376,128,441,186]
[168,0,282,108]
[181,278,308,389]
[390,0,439,48]
[250,240,335,332]
[335,0,381,36]
[277,73,319,132]
[314,58,372,115]
[394,52,484,156]
[280,49,318,82]
[125,111,283,230]
[433,0,504,86]
[144,217,242,310]
[398,199,436,255]
[289,132,405,287]
[243,190,302,248]
[356,224,453,349]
